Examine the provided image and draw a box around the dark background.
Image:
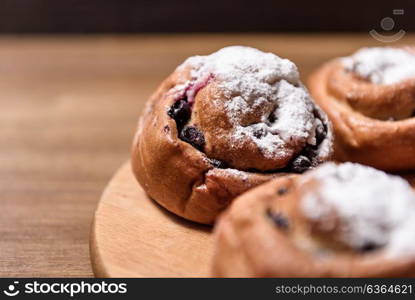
[0,0,414,33]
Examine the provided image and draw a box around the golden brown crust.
[131,67,282,224]
[308,54,415,171]
[212,177,415,277]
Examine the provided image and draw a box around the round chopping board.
[90,161,214,277]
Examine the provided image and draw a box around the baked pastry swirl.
[308,47,415,171]
[132,46,333,224]
[212,162,415,277]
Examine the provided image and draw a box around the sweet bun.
[132,46,333,224]
[308,47,415,171]
[212,162,415,277]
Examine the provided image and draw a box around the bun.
[212,162,415,277]
[132,46,333,224]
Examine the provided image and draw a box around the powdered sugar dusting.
[343,47,415,85]
[301,162,415,258]
[180,46,330,161]
[224,168,249,181]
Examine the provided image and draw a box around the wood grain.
[90,162,213,277]
[1,34,414,277]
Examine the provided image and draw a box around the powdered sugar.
[223,168,249,181]
[301,162,415,258]
[180,46,330,161]
[343,47,415,85]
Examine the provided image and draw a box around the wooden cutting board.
[90,162,214,277]
[90,161,415,278]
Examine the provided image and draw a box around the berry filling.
[358,242,380,253]
[315,119,327,146]
[266,209,290,231]
[167,96,328,173]
[209,158,228,169]
[180,126,205,151]
[289,155,312,173]
[167,76,328,173]
[253,128,266,139]
[286,109,328,173]
[277,187,288,196]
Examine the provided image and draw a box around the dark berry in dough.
[209,158,228,168]
[180,126,205,151]
[253,128,266,139]
[290,155,312,173]
[315,120,327,145]
[277,187,288,196]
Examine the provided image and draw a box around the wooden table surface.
[1,34,414,277]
